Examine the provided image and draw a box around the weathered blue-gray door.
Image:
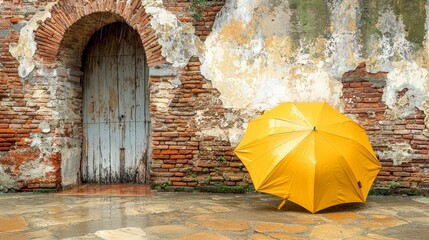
[82,22,149,183]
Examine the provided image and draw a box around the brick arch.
[34,0,166,67]
[30,0,171,187]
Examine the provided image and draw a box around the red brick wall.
[0,0,62,189]
[1,0,428,194]
[0,0,167,190]
[343,63,429,191]
[150,56,248,189]
[0,0,233,191]
[163,0,225,41]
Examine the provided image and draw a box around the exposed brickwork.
[0,0,170,190]
[343,63,429,190]
[163,0,226,41]
[150,56,250,189]
[0,0,61,189]
[35,0,166,67]
[1,0,428,193]
[0,0,230,191]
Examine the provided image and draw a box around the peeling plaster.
[9,0,429,122]
[326,0,362,77]
[144,4,203,68]
[200,0,429,135]
[423,100,429,137]
[11,0,201,78]
[28,130,80,186]
[0,166,17,191]
[9,2,56,78]
[149,66,181,77]
[18,160,55,181]
[199,127,229,142]
[5,0,429,180]
[227,128,243,146]
[39,121,50,134]
[359,4,429,122]
[375,10,413,71]
[141,0,163,7]
[30,134,53,155]
[151,79,177,112]
[383,62,428,118]
[201,0,343,111]
[59,137,81,187]
[376,143,415,166]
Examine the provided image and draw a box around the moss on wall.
[359,0,426,57]
[359,0,389,58]
[393,0,426,47]
[288,0,331,43]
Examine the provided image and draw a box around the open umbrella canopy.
[234,102,381,213]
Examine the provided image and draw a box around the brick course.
[0,1,428,193]
[342,63,429,190]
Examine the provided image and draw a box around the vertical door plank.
[89,57,100,183]
[135,52,147,183]
[98,54,111,183]
[93,55,102,183]
[109,55,120,183]
[118,39,136,182]
[117,54,126,182]
[82,53,92,182]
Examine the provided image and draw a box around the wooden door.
[82,22,149,183]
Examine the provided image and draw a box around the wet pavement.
[0,188,428,239]
[57,184,156,197]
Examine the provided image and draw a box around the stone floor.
[57,184,156,197]
[0,187,428,239]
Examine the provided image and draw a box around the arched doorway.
[81,22,150,184]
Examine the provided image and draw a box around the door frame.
[80,22,151,184]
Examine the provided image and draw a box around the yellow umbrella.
[235,102,381,213]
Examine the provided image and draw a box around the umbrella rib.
[253,117,311,128]
[315,104,353,129]
[312,102,327,127]
[318,129,378,163]
[317,133,365,203]
[247,130,310,168]
[257,132,313,192]
[318,119,354,129]
[237,130,311,150]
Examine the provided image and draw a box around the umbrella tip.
[278,198,287,210]
[313,126,316,131]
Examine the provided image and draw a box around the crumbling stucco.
[201,0,343,111]
[199,0,429,154]
[383,62,428,118]
[198,127,229,142]
[20,133,57,181]
[29,129,80,187]
[424,100,429,137]
[151,77,178,112]
[11,0,202,78]
[0,166,17,192]
[326,0,361,77]
[144,1,203,68]
[59,137,81,187]
[9,2,56,78]
[10,0,429,119]
[200,0,429,112]
[5,0,429,188]
[18,160,55,182]
[376,143,416,166]
[39,121,50,134]
[362,2,429,121]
